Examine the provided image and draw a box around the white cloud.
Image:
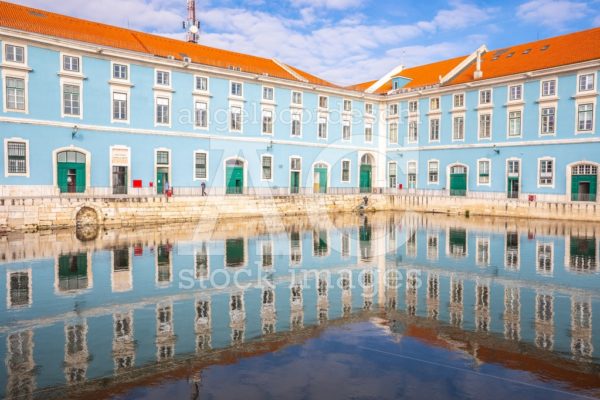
[289,0,363,10]
[517,0,589,28]
[430,1,495,30]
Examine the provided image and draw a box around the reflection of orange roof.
[450,27,600,85]
[0,1,335,87]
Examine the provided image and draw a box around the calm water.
[1,213,600,399]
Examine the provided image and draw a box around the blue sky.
[13,0,600,85]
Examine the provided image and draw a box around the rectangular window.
[112,92,128,121]
[389,122,398,144]
[341,160,350,182]
[195,76,208,91]
[156,70,170,86]
[541,80,556,97]
[389,104,398,116]
[63,84,80,116]
[453,94,464,108]
[389,162,397,188]
[365,123,373,142]
[156,151,169,165]
[156,97,170,124]
[5,44,24,63]
[343,99,352,112]
[408,121,418,142]
[63,55,80,72]
[453,116,464,140]
[541,107,555,135]
[262,109,273,134]
[230,106,242,131]
[429,118,440,141]
[113,64,128,80]
[539,159,554,186]
[5,77,25,110]
[508,160,520,175]
[428,161,439,184]
[263,87,274,101]
[318,96,328,109]
[509,85,522,101]
[318,116,327,139]
[292,91,302,105]
[231,82,243,97]
[261,155,272,180]
[195,101,208,128]
[430,97,440,111]
[577,103,593,132]
[479,89,491,105]
[365,103,373,114]
[408,100,418,113]
[7,141,27,174]
[579,73,595,92]
[478,160,490,184]
[508,110,522,137]
[479,114,491,139]
[291,112,302,137]
[194,152,207,179]
[342,119,351,141]
[291,157,301,171]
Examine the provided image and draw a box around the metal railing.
[571,193,597,202]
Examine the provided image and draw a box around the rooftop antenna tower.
[183,0,200,43]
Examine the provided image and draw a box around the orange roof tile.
[0,1,335,87]
[449,27,600,85]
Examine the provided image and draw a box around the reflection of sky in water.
[1,213,599,399]
[118,321,588,400]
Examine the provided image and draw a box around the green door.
[450,167,467,196]
[314,167,327,193]
[360,165,372,193]
[508,177,519,199]
[226,164,244,194]
[57,162,86,193]
[156,168,169,194]
[572,174,597,201]
[290,171,300,194]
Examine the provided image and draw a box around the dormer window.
[5,44,24,63]
[509,84,522,101]
[231,81,243,97]
[156,70,170,86]
[63,55,80,73]
[113,64,128,80]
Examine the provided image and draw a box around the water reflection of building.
[475,282,491,332]
[195,298,212,353]
[7,269,32,308]
[290,283,304,330]
[230,293,245,345]
[5,330,35,400]
[113,311,135,373]
[505,232,520,270]
[426,273,439,320]
[156,302,175,361]
[535,293,554,351]
[156,244,172,287]
[565,235,598,273]
[406,271,418,317]
[571,297,593,361]
[317,274,329,324]
[261,287,276,335]
[447,228,467,258]
[504,287,521,341]
[290,230,302,265]
[112,248,132,292]
[195,244,209,280]
[54,253,92,295]
[64,321,89,385]
[449,276,463,327]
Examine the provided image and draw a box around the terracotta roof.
[449,26,600,85]
[0,1,336,87]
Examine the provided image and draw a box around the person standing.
[201,181,207,196]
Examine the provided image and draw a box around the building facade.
[0,1,599,202]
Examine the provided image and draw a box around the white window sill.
[1,63,32,72]
[572,91,598,99]
[109,79,134,87]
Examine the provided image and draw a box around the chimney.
[474,50,483,79]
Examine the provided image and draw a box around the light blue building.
[0,2,599,201]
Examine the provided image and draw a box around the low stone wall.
[1,193,600,232]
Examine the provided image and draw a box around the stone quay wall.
[1,193,600,232]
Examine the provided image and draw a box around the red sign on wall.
[132,180,142,188]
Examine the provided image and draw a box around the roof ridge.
[271,59,308,82]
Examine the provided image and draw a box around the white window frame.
[429,97,440,111]
[429,117,440,143]
[575,99,596,134]
[60,78,83,119]
[4,137,29,178]
[291,91,303,106]
[4,42,26,65]
[365,102,373,115]
[61,53,81,74]
[318,95,328,110]
[537,157,556,188]
[452,114,465,141]
[364,122,373,143]
[539,103,557,136]
[428,160,440,185]
[291,111,302,137]
[408,119,418,143]
[341,159,351,183]
[317,115,328,140]
[154,147,171,191]
[155,69,171,88]
[111,62,129,82]
[261,154,273,182]
[261,108,274,135]
[536,241,554,276]
[540,78,557,98]
[453,93,465,109]
[477,158,491,186]
[262,86,275,102]
[230,104,243,133]
[111,88,130,124]
[388,161,398,188]
[407,160,417,189]
[154,95,171,127]
[342,119,351,142]
[389,121,399,144]
[476,237,491,267]
[194,75,209,93]
[230,81,243,97]
[193,99,209,130]
[408,100,418,113]
[343,99,352,113]
[479,89,492,105]
[508,84,523,102]
[478,112,492,140]
[192,150,209,181]
[389,103,398,117]
[577,72,595,93]
[2,70,28,113]
[507,107,523,138]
